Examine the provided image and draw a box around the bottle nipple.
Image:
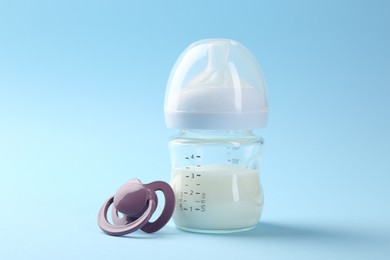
[164,38,268,130]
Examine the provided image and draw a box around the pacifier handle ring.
[97,194,156,236]
[141,181,175,233]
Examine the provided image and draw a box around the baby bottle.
[164,39,268,233]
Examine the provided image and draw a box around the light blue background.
[1,0,389,259]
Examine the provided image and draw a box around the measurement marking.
[185,157,189,159]
[183,208,188,210]
[185,166,190,169]
[196,183,200,186]
[195,192,200,194]
[184,192,188,194]
[185,175,189,178]
[196,174,201,176]
[196,155,201,158]
[195,208,200,211]
[185,184,188,186]
[183,200,187,202]
[228,159,231,162]
[196,165,201,167]
[195,201,200,203]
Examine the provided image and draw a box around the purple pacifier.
[97,178,175,236]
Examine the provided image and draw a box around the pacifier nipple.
[113,180,150,217]
[97,178,175,236]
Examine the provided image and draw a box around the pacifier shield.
[141,181,175,233]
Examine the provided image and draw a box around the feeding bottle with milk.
[164,39,268,233]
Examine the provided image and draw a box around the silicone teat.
[113,179,151,217]
[97,178,175,236]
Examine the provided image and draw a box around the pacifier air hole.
[97,178,175,236]
[148,190,165,222]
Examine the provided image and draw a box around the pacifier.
[97,178,175,236]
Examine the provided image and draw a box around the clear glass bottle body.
[169,130,264,233]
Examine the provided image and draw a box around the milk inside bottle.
[164,39,268,233]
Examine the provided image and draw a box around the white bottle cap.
[164,39,268,130]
